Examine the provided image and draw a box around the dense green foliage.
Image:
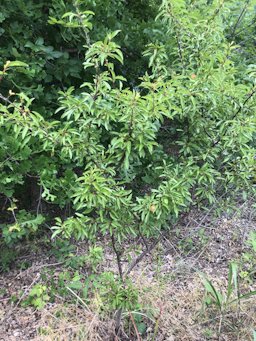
[0,1,256,318]
[0,0,159,114]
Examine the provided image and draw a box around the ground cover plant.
[0,0,256,340]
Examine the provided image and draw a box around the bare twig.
[125,238,160,277]
[129,312,141,341]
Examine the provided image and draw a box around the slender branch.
[125,238,160,277]
[0,92,26,115]
[111,233,124,282]
[0,93,12,104]
[233,16,256,38]
[230,0,250,40]
[212,86,256,148]
[36,185,43,215]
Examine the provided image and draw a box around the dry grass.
[136,274,256,340]
[24,272,255,341]
[1,202,255,340]
[35,305,115,341]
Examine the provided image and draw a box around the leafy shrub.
[1,1,255,241]
[0,0,256,328]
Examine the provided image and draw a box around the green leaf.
[6,61,28,68]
